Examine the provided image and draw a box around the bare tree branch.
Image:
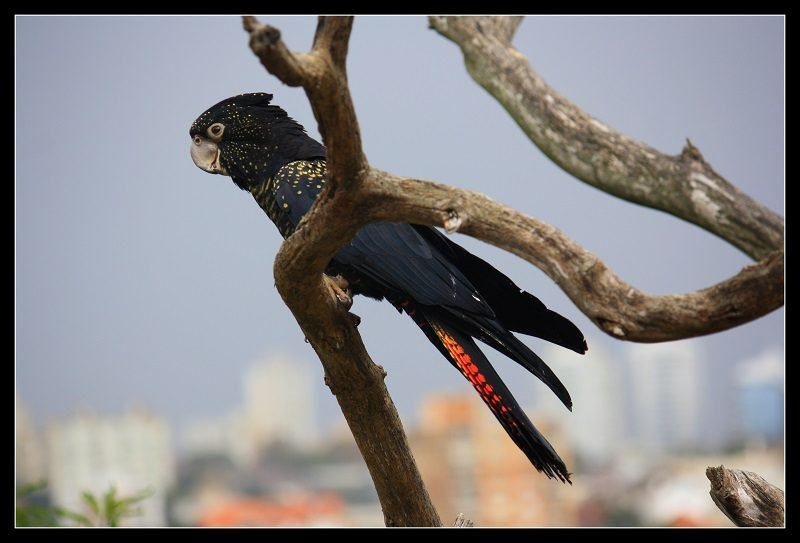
[271,160,782,343]
[311,16,352,69]
[429,16,784,262]
[245,16,366,187]
[243,16,315,87]
[706,466,784,527]
[244,16,441,528]
[361,171,784,342]
[242,16,783,525]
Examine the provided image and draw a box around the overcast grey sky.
[16,16,783,447]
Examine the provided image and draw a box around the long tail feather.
[407,305,571,483]
[444,308,573,410]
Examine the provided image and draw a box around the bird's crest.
[190,93,326,187]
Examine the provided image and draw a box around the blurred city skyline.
[19,338,784,445]
[16,340,784,456]
[17,349,784,526]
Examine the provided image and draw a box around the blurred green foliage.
[16,481,152,527]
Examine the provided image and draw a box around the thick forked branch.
[244,16,441,527]
[243,16,314,87]
[244,16,366,187]
[706,466,784,527]
[360,171,783,341]
[429,16,784,262]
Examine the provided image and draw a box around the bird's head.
[189,92,326,190]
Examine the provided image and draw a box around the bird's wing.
[334,222,492,316]
[272,169,492,315]
[273,164,572,408]
[333,221,573,410]
[413,225,588,355]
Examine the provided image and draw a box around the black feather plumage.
[191,93,587,483]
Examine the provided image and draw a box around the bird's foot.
[324,274,353,310]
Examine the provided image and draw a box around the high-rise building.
[734,348,784,444]
[529,340,625,468]
[45,409,174,526]
[180,353,318,467]
[624,341,706,453]
[242,354,317,454]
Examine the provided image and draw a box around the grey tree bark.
[428,16,783,262]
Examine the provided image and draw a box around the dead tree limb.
[429,16,784,262]
[361,171,783,342]
[706,466,784,527]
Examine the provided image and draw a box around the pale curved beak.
[190,136,228,175]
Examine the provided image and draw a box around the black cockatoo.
[190,93,587,483]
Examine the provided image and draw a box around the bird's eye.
[208,123,225,139]
[193,136,202,145]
